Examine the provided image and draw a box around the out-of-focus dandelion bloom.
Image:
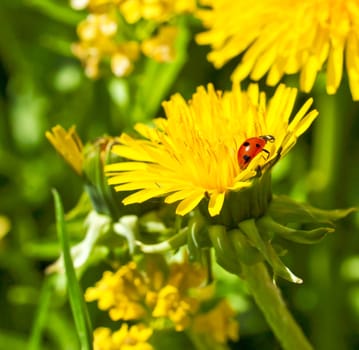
[142,26,178,62]
[93,324,153,350]
[106,83,318,217]
[45,125,84,175]
[192,300,239,343]
[85,261,148,320]
[196,0,359,100]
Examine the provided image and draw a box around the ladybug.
[237,135,275,169]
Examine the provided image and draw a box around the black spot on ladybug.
[242,154,251,163]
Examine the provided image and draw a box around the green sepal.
[239,219,302,283]
[64,191,93,221]
[257,215,334,244]
[83,139,160,220]
[228,229,263,265]
[208,225,241,275]
[269,195,356,225]
[136,227,188,254]
[187,214,211,263]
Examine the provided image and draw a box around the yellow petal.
[176,191,205,216]
[208,191,225,216]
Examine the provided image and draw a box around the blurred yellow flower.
[72,12,140,78]
[85,262,148,320]
[141,26,178,62]
[192,299,239,343]
[151,285,195,331]
[106,83,318,216]
[111,42,141,77]
[93,324,153,350]
[71,0,195,77]
[0,216,10,240]
[196,0,359,100]
[45,125,84,175]
[146,259,208,331]
[118,0,196,23]
[86,258,212,333]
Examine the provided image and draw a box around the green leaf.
[269,195,356,225]
[52,189,93,350]
[257,215,334,244]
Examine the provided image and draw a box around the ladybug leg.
[262,146,283,172]
[262,148,270,160]
[255,165,262,177]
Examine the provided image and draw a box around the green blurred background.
[1,1,359,349]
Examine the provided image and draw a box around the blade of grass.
[28,277,53,350]
[52,189,93,350]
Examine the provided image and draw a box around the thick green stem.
[240,261,313,350]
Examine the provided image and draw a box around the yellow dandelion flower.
[93,324,153,350]
[46,125,84,175]
[196,0,359,100]
[85,262,148,320]
[106,83,318,217]
[192,299,239,344]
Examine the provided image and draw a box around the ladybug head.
[259,135,275,142]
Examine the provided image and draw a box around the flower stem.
[240,261,313,350]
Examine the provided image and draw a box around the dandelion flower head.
[106,84,318,217]
[196,0,359,100]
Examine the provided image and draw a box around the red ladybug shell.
[237,135,275,169]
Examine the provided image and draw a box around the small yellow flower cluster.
[93,324,154,350]
[86,257,239,347]
[71,0,196,78]
[85,261,148,320]
[192,299,239,343]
